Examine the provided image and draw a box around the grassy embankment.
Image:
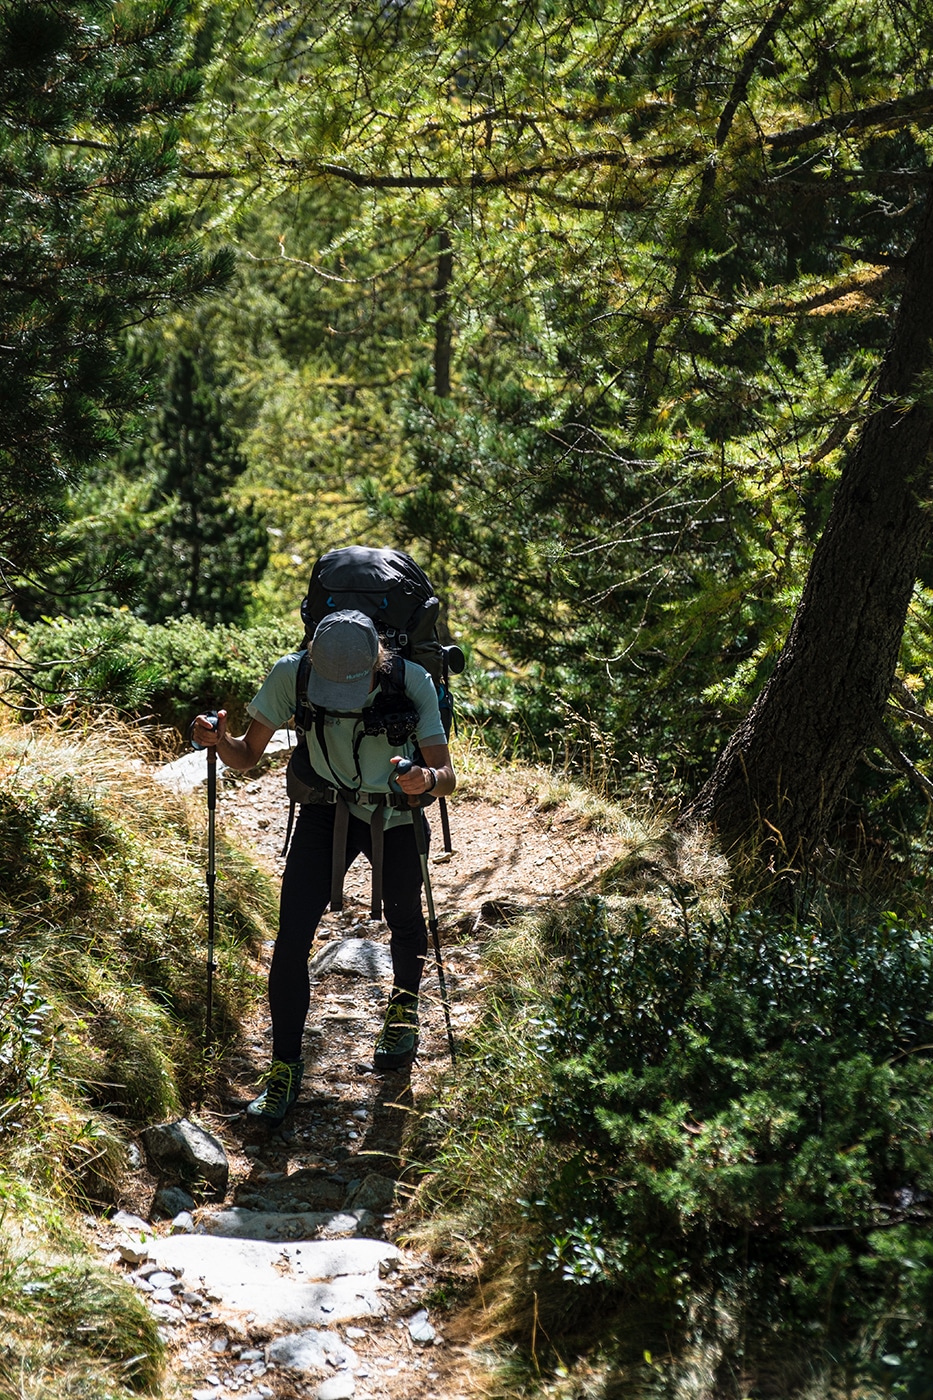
[0,716,275,1400]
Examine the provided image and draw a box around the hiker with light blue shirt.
[191,608,456,1124]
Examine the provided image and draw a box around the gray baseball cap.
[306,609,380,710]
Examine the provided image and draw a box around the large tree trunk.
[684,179,933,859]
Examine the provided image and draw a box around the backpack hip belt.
[302,782,411,812]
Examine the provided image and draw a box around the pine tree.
[129,350,268,625]
[0,0,232,600]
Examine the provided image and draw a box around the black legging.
[270,802,430,1061]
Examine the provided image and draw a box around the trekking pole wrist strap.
[425,766,438,792]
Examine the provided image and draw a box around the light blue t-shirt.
[247,653,446,827]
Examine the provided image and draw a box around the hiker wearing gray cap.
[191,608,455,1123]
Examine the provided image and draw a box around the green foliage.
[416,894,933,1392]
[176,0,933,823]
[0,963,51,1136]
[16,610,294,731]
[122,348,269,625]
[0,0,232,594]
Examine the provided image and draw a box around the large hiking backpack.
[284,546,463,914]
[301,546,444,683]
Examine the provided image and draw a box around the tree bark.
[684,178,933,859]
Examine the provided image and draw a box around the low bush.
[414,896,933,1398]
[14,609,295,733]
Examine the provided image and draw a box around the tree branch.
[765,89,933,152]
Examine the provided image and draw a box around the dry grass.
[0,711,276,1399]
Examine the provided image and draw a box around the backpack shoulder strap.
[295,650,313,733]
[376,654,407,699]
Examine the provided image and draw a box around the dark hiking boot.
[373,999,419,1072]
[246,1058,304,1125]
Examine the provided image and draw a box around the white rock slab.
[308,938,392,980]
[147,1235,399,1329]
[155,730,294,794]
[316,1376,355,1400]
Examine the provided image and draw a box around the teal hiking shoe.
[373,999,419,1072]
[246,1058,304,1125]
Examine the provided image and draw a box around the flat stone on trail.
[146,1235,400,1328]
[307,938,392,980]
[203,1208,366,1242]
[315,1376,356,1400]
[267,1327,358,1374]
[110,1211,154,1237]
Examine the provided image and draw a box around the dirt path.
[96,756,621,1400]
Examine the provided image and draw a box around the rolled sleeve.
[248,652,302,732]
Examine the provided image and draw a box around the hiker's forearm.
[215,718,275,771]
[215,733,258,770]
[418,743,456,797]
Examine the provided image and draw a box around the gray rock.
[308,938,392,980]
[156,730,292,794]
[117,1238,150,1266]
[171,1210,195,1233]
[408,1308,436,1343]
[268,1328,358,1375]
[151,1185,196,1221]
[344,1173,396,1214]
[315,1377,355,1400]
[203,1208,355,1242]
[141,1118,229,1199]
[111,1210,153,1237]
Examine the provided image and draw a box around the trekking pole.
[206,737,217,1050]
[395,758,456,1063]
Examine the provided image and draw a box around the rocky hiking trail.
[93,752,623,1400]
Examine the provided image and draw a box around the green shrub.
[0,964,51,1136]
[0,1215,164,1397]
[417,897,933,1396]
[0,722,275,1186]
[529,900,933,1388]
[15,609,295,732]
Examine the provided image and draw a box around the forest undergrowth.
[404,838,933,1400]
[3,708,933,1400]
[0,715,275,1400]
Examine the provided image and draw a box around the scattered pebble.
[407,1309,437,1344]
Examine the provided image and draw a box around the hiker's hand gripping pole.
[394,758,456,1063]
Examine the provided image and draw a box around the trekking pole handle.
[199,714,219,810]
[392,756,418,796]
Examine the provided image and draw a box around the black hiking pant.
[270,802,430,1062]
